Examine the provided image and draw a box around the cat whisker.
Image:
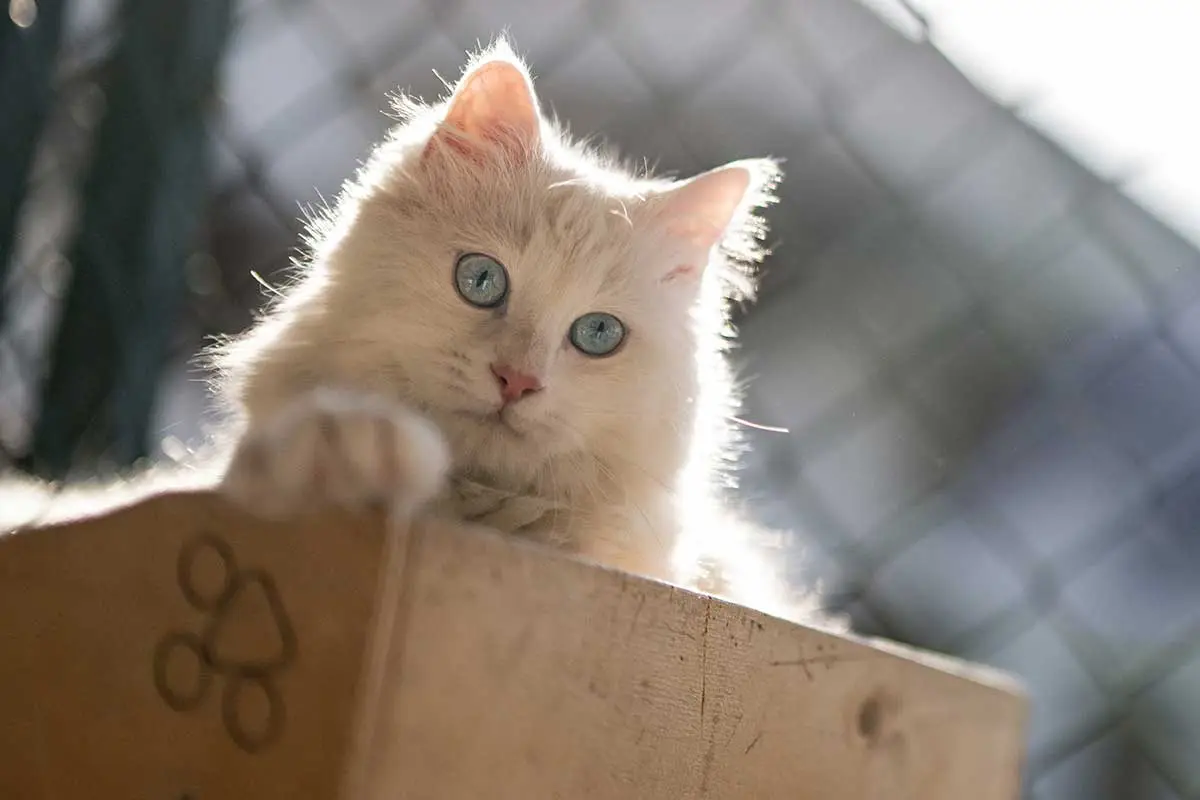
[250,270,285,299]
[726,416,789,434]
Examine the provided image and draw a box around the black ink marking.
[177,533,235,611]
[223,672,286,754]
[153,631,212,712]
[767,651,862,681]
[769,656,814,681]
[202,569,297,674]
[154,532,296,754]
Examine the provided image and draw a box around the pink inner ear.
[653,165,752,286]
[665,220,725,248]
[425,60,541,164]
[659,166,750,251]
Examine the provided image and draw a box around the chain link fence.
[4,0,1200,796]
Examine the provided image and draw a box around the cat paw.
[220,389,450,519]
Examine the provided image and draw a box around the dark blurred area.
[3,1,1200,797]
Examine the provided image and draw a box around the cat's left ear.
[649,159,780,288]
[423,41,542,166]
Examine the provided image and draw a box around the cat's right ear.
[423,43,542,167]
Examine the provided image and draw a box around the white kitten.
[7,39,824,621]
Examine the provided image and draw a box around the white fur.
[5,39,826,622]
[221,388,449,520]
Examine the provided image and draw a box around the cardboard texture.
[0,491,1027,799]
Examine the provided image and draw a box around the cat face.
[329,166,685,481]
[272,40,778,489]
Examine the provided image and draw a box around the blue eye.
[569,312,626,357]
[454,253,509,308]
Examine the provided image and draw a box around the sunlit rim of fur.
[376,36,783,306]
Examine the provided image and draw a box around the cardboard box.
[0,491,1026,798]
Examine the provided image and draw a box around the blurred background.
[3,0,1200,795]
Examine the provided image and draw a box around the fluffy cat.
[5,39,822,621]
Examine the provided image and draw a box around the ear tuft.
[424,39,541,165]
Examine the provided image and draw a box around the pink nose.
[491,363,543,404]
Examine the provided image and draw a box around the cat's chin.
[444,404,576,456]
[436,408,563,483]
[451,407,527,438]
